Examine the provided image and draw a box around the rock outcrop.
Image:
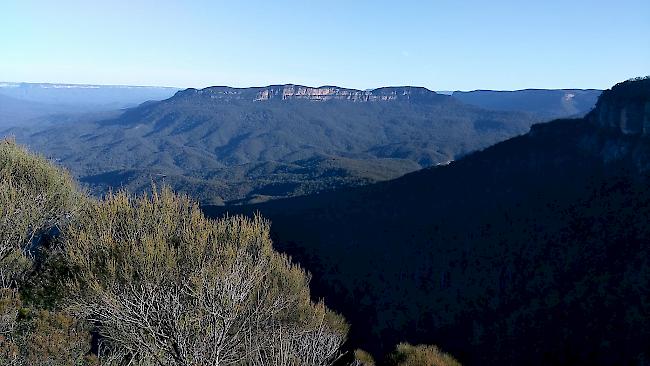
[173,84,446,103]
[588,77,650,135]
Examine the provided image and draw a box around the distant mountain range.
[203,78,650,365]
[0,82,180,127]
[453,88,601,120]
[5,84,600,204]
[6,84,533,203]
[0,82,179,108]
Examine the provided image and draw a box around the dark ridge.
[202,78,650,365]
[587,76,650,135]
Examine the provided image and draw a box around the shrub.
[388,343,461,366]
[0,289,92,366]
[0,138,92,365]
[0,288,21,337]
[0,138,84,288]
[352,349,376,366]
[64,187,348,365]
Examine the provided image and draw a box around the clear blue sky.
[1,0,649,90]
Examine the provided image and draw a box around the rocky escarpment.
[173,84,446,103]
[588,77,650,135]
[528,77,650,173]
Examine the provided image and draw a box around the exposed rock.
[588,77,650,135]
[531,77,650,172]
[173,84,445,103]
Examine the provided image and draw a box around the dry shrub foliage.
[0,139,91,365]
[388,343,461,366]
[0,138,83,287]
[0,302,94,366]
[351,344,461,366]
[351,349,376,366]
[64,187,348,365]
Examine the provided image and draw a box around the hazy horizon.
[0,79,618,92]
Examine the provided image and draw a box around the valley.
[2,84,599,204]
[1,2,646,364]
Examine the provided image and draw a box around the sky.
[1,0,649,91]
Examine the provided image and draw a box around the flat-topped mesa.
[173,84,444,103]
[588,77,650,136]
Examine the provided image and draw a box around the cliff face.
[588,77,650,135]
[173,84,446,103]
[527,77,650,174]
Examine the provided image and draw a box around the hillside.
[203,78,650,365]
[12,84,543,203]
[453,88,601,120]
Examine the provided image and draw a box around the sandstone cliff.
[173,84,446,103]
[588,77,650,135]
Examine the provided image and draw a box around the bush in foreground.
[0,138,91,365]
[0,301,94,366]
[0,138,83,289]
[63,187,348,365]
[351,349,376,365]
[388,343,461,366]
[352,344,461,366]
